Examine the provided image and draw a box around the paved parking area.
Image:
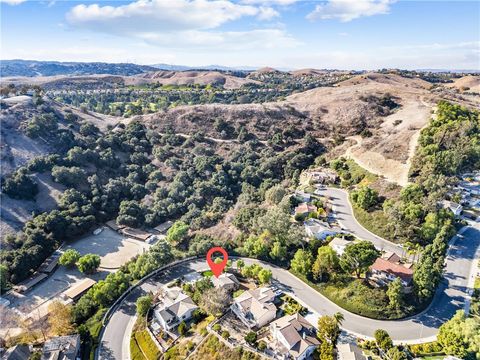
[65,227,150,269]
[3,227,150,326]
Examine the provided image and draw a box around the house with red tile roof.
[368,252,413,290]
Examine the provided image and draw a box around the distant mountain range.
[150,63,257,71]
[1,60,157,77]
[416,68,480,73]
[1,60,477,78]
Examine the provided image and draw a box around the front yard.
[130,320,161,360]
[189,334,261,360]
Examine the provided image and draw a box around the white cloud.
[67,0,269,33]
[241,0,299,4]
[138,28,299,50]
[307,0,396,22]
[66,0,295,51]
[0,0,27,5]
[257,6,280,20]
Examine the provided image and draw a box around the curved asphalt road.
[99,189,480,359]
[316,187,406,256]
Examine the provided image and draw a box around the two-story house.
[153,287,198,331]
[270,313,320,360]
[231,287,277,329]
[368,252,413,290]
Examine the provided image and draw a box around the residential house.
[2,344,31,360]
[295,203,317,217]
[211,273,240,292]
[153,287,198,331]
[231,287,277,329]
[270,313,320,360]
[306,168,338,185]
[41,334,80,360]
[304,219,342,241]
[337,343,367,360]
[368,252,414,289]
[294,191,311,203]
[328,237,352,256]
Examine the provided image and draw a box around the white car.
[93,227,103,235]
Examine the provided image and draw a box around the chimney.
[302,331,306,340]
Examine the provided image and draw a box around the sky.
[1,0,479,70]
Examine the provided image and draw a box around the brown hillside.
[145,73,440,186]
[2,75,125,90]
[446,75,480,92]
[337,72,431,90]
[290,68,328,76]
[132,70,259,89]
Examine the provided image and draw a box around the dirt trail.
[344,96,433,186]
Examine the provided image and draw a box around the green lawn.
[131,329,160,360]
[130,337,147,360]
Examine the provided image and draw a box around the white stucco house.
[211,273,240,292]
[270,313,320,360]
[328,237,352,256]
[153,287,198,331]
[304,218,342,240]
[231,287,277,329]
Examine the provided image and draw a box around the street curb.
[96,256,199,360]
[325,187,404,251]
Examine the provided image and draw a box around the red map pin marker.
[206,247,228,278]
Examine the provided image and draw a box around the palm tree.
[333,312,344,326]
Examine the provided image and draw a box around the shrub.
[374,329,393,351]
[212,323,221,332]
[258,341,267,351]
[245,331,257,345]
[178,321,187,336]
[136,295,152,317]
[59,249,81,268]
[2,169,38,200]
[77,254,101,274]
[221,330,230,339]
